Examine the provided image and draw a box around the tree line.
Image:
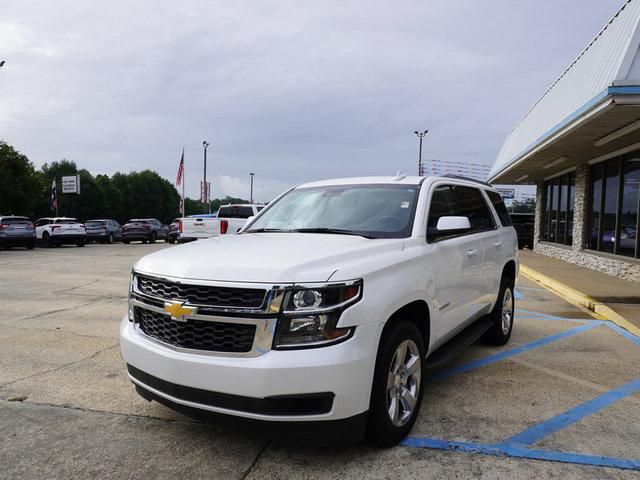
[0,141,249,224]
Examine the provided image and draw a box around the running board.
[425,317,493,370]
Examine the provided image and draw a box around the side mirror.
[436,216,471,232]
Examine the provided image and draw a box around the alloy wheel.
[386,339,421,427]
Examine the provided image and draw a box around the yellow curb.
[519,264,640,337]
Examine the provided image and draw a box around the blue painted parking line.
[402,437,640,471]
[605,322,640,347]
[406,311,640,471]
[514,289,523,300]
[515,308,596,322]
[429,322,602,382]
[513,285,547,292]
[501,378,640,447]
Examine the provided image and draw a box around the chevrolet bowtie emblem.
[163,301,197,322]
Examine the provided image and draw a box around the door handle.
[466,249,478,257]
[494,241,502,248]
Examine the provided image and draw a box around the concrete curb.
[519,264,640,336]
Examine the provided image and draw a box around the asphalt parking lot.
[1,244,639,479]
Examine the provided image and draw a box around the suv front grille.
[135,307,256,353]
[136,275,266,309]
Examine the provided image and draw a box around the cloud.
[0,0,627,199]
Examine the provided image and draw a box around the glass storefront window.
[542,172,575,246]
[588,164,603,250]
[618,158,640,257]
[587,154,640,258]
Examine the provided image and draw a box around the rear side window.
[55,219,77,224]
[451,186,496,232]
[486,190,513,226]
[219,206,255,218]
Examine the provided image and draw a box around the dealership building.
[489,0,640,283]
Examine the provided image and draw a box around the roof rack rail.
[441,174,493,187]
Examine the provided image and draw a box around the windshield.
[245,184,419,238]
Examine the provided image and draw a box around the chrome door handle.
[494,241,502,248]
[466,249,478,257]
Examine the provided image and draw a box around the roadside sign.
[496,187,515,199]
[61,175,81,194]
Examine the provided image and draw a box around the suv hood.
[134,233,405,283]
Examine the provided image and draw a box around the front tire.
[42,232,52,248]
[366,320,425,446]
[149,232,156,244]
[482,277,515,346]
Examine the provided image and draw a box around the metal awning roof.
[490,0,640,183]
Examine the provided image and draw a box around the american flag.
[50,179,57,211]
[176,150,185,186]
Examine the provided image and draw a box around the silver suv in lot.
[0,216,36,250]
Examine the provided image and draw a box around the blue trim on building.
[490,85,640,182]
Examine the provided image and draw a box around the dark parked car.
[121,218,168,244]
[85,219,122,244]
[510,213,534,249]
[0,216,36,249]
[166,218,181,244]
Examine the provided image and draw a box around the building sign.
[61,175,81,194]
[495,187,515,199]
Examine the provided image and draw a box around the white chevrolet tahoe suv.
[120,175,518,445]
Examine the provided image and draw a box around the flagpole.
[182,147,185,218]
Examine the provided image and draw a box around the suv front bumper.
[119,317,380,441]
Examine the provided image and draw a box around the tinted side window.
[451,186,495,232]
[486,190,513,226]
[427,185,457,240]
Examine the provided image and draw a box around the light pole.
[249,172,255,204]
[414,130,428,176]
[203,140,210,213]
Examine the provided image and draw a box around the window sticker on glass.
[400,201,410,209]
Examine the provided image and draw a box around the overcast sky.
[0,0,626,201]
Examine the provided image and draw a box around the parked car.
[121,218,168,244]
[509,213,534,249]
[120,175,518,446]
[85,219,122,244]
[165,218,181,244]
[0,216,36,249]
[180,205,264,241]
[35,217,86,247]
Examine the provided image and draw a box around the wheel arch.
[382,300,431,354]
[502,260,516,285]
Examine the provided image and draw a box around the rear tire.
[149,232,156,244]
[366,320,425,446]
[108,233,114,244]
[77,241,85,247]
[482,276,515,346]
[42,232,51,248]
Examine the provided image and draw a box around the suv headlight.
[273,280,362,349]
[127,271,136,322]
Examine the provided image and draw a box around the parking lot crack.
[240,440,269,480]
[0,343,119,389]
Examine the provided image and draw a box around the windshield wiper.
[289,227,376,239]
[244,228,289,233]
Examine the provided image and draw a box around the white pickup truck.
[121,175,518,446]
[179,204,265,241]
